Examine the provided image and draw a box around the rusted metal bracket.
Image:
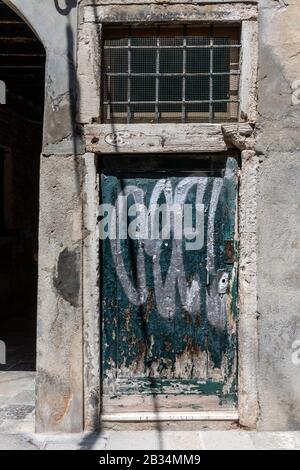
[224,240,235,264]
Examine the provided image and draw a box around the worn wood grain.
[86,123,229,153]
[222,122,254,150]
[240,21,258,123]
[101,411,239,422]
[103,394,236,414]
[100,159,238,411]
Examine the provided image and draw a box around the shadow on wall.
[54,0,164,443]
[54,0,81,190]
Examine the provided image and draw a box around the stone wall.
[2,0,85,432]
[3,0,300,432]
[256,0,300,431]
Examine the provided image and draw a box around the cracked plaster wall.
[256,0,300,430]
[3,0,300,432]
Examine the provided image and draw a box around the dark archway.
[0,0,45,371]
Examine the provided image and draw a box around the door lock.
[218,272,229,295]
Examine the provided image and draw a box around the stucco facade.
[1,0,300,433]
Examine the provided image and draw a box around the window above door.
[102,24,241,124]
[79,1,258,154]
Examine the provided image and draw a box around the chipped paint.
[101,156,238,408]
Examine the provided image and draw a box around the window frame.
[101,24,242,125]
[78,1,258,128]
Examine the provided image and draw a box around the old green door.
[100,155,238,415]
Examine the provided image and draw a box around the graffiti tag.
[100,176,228,325]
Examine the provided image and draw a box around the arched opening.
[0,0,45,371]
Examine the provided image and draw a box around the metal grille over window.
[102,25,241,124]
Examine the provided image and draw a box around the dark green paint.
[100,156,238,405]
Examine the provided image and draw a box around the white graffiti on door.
[105,176,225,320]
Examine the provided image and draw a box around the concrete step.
[1,431,300,450]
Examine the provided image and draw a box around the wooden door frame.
[82,145,259,429]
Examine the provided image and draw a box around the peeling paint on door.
[100,155,238,412]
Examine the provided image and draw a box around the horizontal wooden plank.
[85,123,228,153]
[103,394,236,414]
[101,410,239,422]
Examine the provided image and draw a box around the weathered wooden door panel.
[100,155,238,413]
